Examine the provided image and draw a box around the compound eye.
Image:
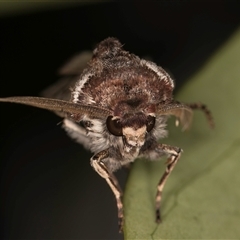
[106,116,123,136]
[146,115,155,132]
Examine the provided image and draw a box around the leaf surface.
[124,28,240,239]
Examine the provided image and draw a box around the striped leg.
[187,102,214,128]
[155,144,182,223]
[90,150,124,232]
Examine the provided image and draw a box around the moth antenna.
[0,96,111,119]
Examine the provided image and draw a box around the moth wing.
[40,51,92,118]
[169,107,193,131]
[41,51,92,101]
[157,103,193,131]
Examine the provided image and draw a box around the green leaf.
[123,28,240,239]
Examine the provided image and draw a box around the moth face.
[122,125,146,149]
[106,114,155,150]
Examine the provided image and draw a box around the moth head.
[106,113,155,149]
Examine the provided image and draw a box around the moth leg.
[62,119,91,149]
[155,144,182,223]
[187,102,214,128]
[90,150,124,232]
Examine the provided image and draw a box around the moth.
[0,38,213,232]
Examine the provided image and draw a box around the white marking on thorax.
[141,59,174,88]
[72,72,93,103]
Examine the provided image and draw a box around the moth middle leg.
[90,149,124,232]
[187,102,214,128]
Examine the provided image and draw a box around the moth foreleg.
[90,150,124,232]
[155,144,182,223]
[187,102,214,128]
[62,119,91,149]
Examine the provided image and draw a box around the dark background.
[0,1,240,239]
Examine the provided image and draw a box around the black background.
[0,1,240,239]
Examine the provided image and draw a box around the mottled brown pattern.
[74,38,173,112]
